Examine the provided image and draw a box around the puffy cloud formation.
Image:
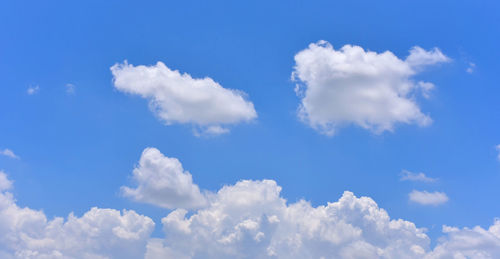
[427,220,500,259]
[121,147,207,209]
[111,61,257,135]
[409,190,449,206]
[146,179,431,258]
[1,149,19,159]
[0,171,155,259]
[400,170,437,183]
[0,169,499,258]
[292,41,450,135]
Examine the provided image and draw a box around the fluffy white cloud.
[0,171,155,259]
[110,61,257,135]
[0,149,19,159]
[426,220,500,259]
[121,147,207,209]
[409,190,449,206]
[400,170,437,183]
[146,179,431,259]
[0,167,499,258]
[292,41,450,135]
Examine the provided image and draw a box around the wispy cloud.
[65,83,76,95]
[496,144,500,161]
[400,169,437,183]
[27,85,40,95]
[466,62,476,74]
[0,148,19,159]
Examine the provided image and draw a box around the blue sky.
[1,1,500,258]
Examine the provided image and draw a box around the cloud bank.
[111,62,257,135]
[292,41,450,135]
[0,154,498,258]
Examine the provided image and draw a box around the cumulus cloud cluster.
[292,41,450,135]
[0,171,154,259]
[0,163,499,258]
[110,62,257,135]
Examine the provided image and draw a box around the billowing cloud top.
[111,61,257,135]
[292,41,450,135]
[0,168,499,258]
[121,147,207,209]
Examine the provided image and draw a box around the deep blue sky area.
[1,0,499,242]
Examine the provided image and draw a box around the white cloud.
[121,147,207,209]
[405,46,451,68]
[292,41,450,135]
[409,190,449,206]
[146,179,431,259]
[426,220,500,259]
[400,170,437,183]
[0,171,155,259]
[0,168,499,258]
[496,144,500,161]
[0,149,19,160]
[466,62,476,74]
[65,83,76,95]
[110,61,257,135]
[27,85,40,95]
[0,171,13,191]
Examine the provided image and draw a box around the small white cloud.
[26,85,40,95]
[466,62,476,74]
[65,83,76,95]
[0,148,19,159]
[121,147,207,209]
[405,46,451,68]
[400,170,437,183]
[111,61,257,135]
[409,190,448,206]
[292,41,449,135]
[496,144,500,161]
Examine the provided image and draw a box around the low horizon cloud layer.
[1,149,498,258]
[110,61,257,135]
[292,41,450,136]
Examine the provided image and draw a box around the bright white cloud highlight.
[400,170,437,183]
[0,149,19,159]
[26,85,39,95]
[0,171,155,259]
[111,61,257,135]
[409,190,449,206]
[292,41,450,135]
[121,147,207,209]
[146,179,431,258]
